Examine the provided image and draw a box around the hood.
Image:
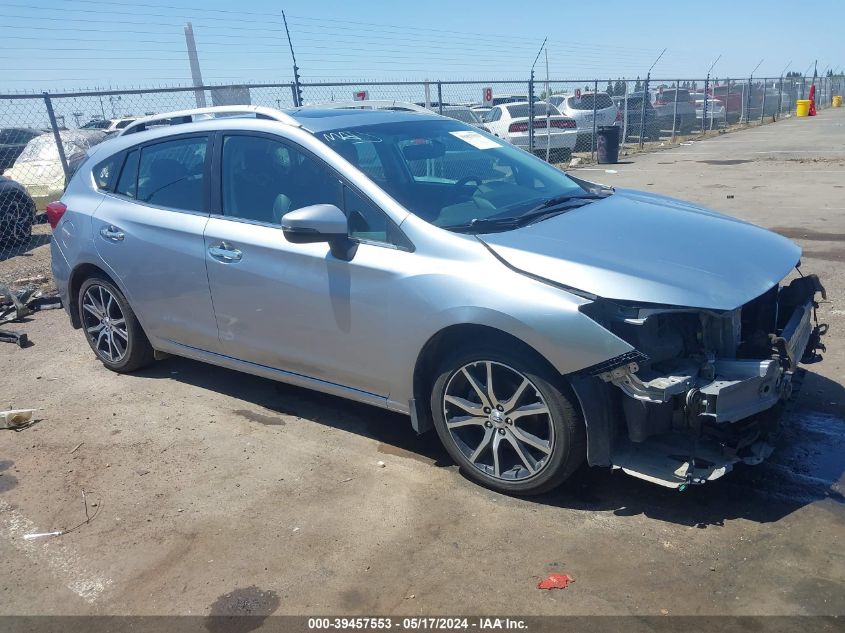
[479,188,800,311]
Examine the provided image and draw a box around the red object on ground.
[537,573,574,590]
[809,84,817,116]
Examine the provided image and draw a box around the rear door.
[92,134,219,351]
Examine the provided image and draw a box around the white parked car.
[548,92,619,149]
[3,130,106,210]
[80,117,138,134]
[693,95,726,129]
[482,102,577,160]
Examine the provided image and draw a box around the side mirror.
[281,204,357,261]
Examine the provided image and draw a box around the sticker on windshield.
[449,130,501,150]
[322,131,383,143]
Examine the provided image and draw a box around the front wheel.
[430,345,586,495]
[78,274,155,372]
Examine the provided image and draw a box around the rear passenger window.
[93,155,119,190]
[137,137,207,212]
[115,150,139,198]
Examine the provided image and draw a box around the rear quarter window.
[93,154,120,190]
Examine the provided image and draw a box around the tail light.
[615,109,623,122]
[45,201,67,229]
[509,119,575,133]
[654,99,666,106]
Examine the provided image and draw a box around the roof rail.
[300,100,432,114]
[118,105,300,136]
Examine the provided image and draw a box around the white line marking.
[0,500,112,603]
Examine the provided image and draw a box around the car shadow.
[0,233,51,262]
[137,356,451,467]
[138,357,844,526]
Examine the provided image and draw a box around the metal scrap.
[0,284,62,346]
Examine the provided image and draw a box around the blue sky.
[1,0,843,92]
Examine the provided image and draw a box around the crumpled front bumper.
[596,275,827,488]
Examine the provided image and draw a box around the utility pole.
[184,22,206,108]
[639,48,666,149]
[282,11,303,107]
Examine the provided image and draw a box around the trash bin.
[833,95,842,108]
[796,99,811,117]
[596,126,620,164]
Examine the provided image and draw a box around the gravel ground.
[0,108,843,619]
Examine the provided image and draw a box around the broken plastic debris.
[537,573,574,590]
[604,169,618,174]
[0,409,34,429]
[23,530,64,540]
[377,460,386,468]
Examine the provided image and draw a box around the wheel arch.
[67,262,119,328]
[410,323,563,434]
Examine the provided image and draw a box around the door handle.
[99,225,125,242]
[208,242,243,262]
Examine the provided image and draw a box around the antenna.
[282,11,303,106]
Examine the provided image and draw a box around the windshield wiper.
[442,193,605,234]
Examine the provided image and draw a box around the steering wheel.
[455,175,483,188]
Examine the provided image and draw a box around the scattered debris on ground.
[537,573,574,590]
[0,284,62,346]
[21,489,100,540]
[0,409,35,430]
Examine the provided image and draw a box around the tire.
[430,343,586,495]
[77,274,155,373]
[0,190,34,247]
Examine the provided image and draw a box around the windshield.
[567,94,614,110]
[506,103,557,118]
[81,120,110,129]
[318,119,589,232]
[16,135,92,163]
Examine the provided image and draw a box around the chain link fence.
[1,75,843,291]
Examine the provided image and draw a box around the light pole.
[108,95,121,119]
[72,112,84,127]
[702,54,721,133]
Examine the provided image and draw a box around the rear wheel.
[78,274,154,372]
[430,344,586,495]
[0,190,34,247]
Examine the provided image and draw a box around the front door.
[203,132,411,398]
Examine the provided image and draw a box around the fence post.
[745,77,752,123]
[289,83,299,107]
[528,75,535,154]
[437,81,443,115]
[622,81,628,146]
[760,83,767,124]
[638,74,649,149]
[671,80,679,140]
[777,76,784,119]
[43,92,69,181]
[702,76,710,133]
[591,79,598,160]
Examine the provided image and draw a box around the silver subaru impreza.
[49,105,827,494]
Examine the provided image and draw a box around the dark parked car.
[653,88,697,133]
[612,93,659,141]
[0,128,43,172]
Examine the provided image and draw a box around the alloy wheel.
[442,361,554,482]
[81,284,129,363]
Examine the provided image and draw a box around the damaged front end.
[578,272,828,488]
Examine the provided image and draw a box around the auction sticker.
[449,130,501,149]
